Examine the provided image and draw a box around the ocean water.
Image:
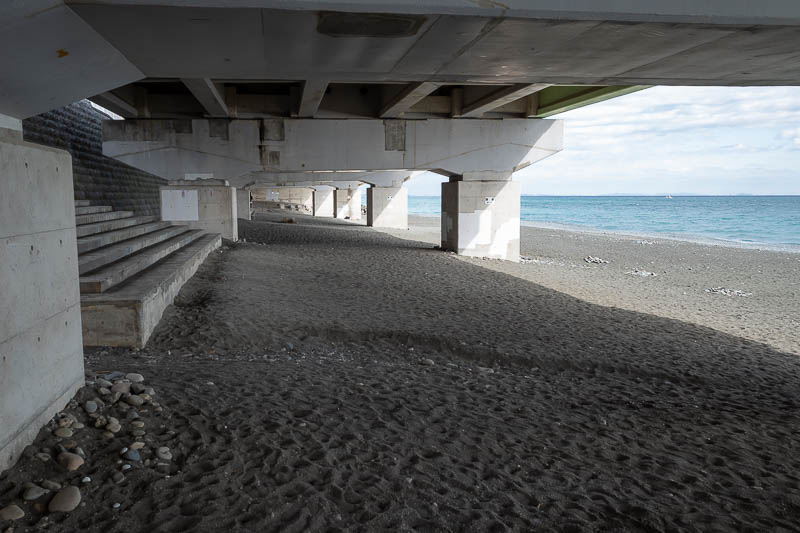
[409,196,800,249]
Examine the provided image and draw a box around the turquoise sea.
[409,196,800,250]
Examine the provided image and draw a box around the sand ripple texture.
[3,213,799,532]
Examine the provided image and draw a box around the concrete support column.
[313,189,334,217]
[334,188,362,221]
[367,185,408,229]
[441,180,521,262]
[236,188,251,220]
[160,179,238,241]
[1,119,85,472]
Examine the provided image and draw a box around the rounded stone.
[41,480,61,491]
[48,486,81,513]
[54,427,73,438]
[57,452,84,471]
[143,387,155,396]
[123,449,141,462]
[112,472,125,484]
[23,485,48,500]
[98,387,111,396]
[0,504,24,521]
[102,431,114,439]
[72,422,85,430]
[131,421,145,428]
[130,441,146,450]
[110,382,130,394]
[156,447,173,461]
[125,395,145,407]
[126,372,144,383]
[96,378,113,388]
[131,430,146,437]
[84,400,98,414]
[35,452,51,462]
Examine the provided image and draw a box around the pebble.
[144,387,155,396]
[48,486,81,512]
[41,480,61,491]
[57,452,84,471]
[119,447,129,455]
[102,431,114,439]
[75,447,86,458]
[125,395,145,407]
[61,440,77,450]
[131,421,145,428]
[130,442,146,450]
[126,373,144,383]
[72,422,84,430]
[156,447,172,461]
[94,416,108,428]
[23,485,48,501]
[81,477,91,484]
[422,358,435,366]
[84,400,98,414]
[106,422,121,433]
[126,409,140,420]
[54,427,73,438]
[98,387,111,396]
[96,378,113,388]
[112,502,121,510]
[121,464,131,471]
[131,383,146,395]
[35,453,51,462]
[110,382,130,394]
[110,392,122,404]
[123,449,141,462]
[0,504,24,521]
[112,472,125,484]
[105,371,125,380]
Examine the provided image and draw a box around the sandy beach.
[2,211,800,532]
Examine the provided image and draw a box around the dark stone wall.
[22,101,166,217]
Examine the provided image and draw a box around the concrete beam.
[380,82,440,118]
[295,79,328,118]
[460,84,550,118]
[181,78,229,117]
[90,92,137,118]
[104,118,563,180]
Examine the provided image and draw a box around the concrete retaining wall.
[22,101,166,216]
[160,183,238,241]
[0,130,84,472]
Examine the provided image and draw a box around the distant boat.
[665,194,673,199]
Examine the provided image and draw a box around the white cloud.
[405,86,800,196]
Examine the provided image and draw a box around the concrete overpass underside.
[3,0,800,474]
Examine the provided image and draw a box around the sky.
[405,86,800,196]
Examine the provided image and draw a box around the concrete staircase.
[75,200,221,348]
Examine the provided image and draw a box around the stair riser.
[76,216,158,238]
[74,200,91,207]
[78,227,190,275]
[76,211,134,226]
[77,222,172,254]
[80,231,204,293]
[75,206,112,215]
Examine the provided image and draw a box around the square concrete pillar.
[313,189,335,217]
[160,179,238,241]
[1,128,85,472]
[236,188,252,220]
[334,188,362,221]
[367,186,408,229]
[441,180,521,261]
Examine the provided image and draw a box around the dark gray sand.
[2,212,800,532]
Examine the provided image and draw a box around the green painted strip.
[534,85,651,117]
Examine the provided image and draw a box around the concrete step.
[75,205,113,215]
[75,210,135,226]
[76,215,159,238]
[81,233,221,347]
[80,229,205,293]
[77,221,173,254]
[74,200,91,207]
[78,226,191,275]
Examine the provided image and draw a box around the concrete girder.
[459,84,550,118]
[103,118,563,181]
[380,82,440,118]
[238,171,411,189]
[181,78,229,117]
[295,79,329,118]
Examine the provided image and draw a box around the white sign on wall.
[161,189,199,221]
